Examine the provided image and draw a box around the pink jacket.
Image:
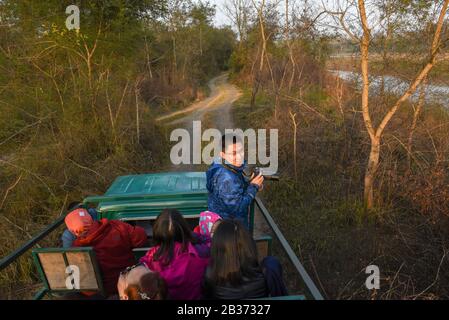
[140,242,209,300]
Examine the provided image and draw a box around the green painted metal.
[83,172,256,228]
[0,214,66,272]
[33,288,48,300]
[32,247,105,299]
[0,171,323,300]
[249,201,255,233]
[106,172,208,195]
[88,248,106,296]
[84,172,210,221]
[32,249,51,294]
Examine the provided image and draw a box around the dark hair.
[152,209,195,265]
[206,220,260,287]
[125,272,168,300]
[221,133,243,152]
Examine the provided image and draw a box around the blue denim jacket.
[206,159,259,228]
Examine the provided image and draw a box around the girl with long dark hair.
[204,219,268,299]
[139,209,209,300]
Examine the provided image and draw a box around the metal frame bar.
[31,250,51,294]
[249,201,255,233]
[88,248,106,296]
[33,287,48,300]
[32,247,105,298]
[83,192,208,206]
[119,214,201,222]
[0,215,66,272]
[254,196,324,300]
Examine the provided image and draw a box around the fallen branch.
[281,93,331,122]
[0,174,23,210]
[68,158,106,181]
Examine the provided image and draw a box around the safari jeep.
[0,171,323,300]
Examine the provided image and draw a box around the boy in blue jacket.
[206,134,264,229]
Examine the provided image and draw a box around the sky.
[208,0,331,32]
[208,0,335,30]
[210,0,231,27]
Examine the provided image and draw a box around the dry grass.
[230,62,449,299]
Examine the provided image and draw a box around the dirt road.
[157,73,241,173]
[156,73,241,131]
[157,73,268,237]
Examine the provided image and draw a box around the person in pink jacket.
[193,211,222,240]
[139,209,210,300]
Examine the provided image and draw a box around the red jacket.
[73,219,147,296]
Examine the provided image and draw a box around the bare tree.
[223,0,251,44]
[285,0,298,92]
[324,0,449,208]
[289,109,299,179]
[135,77,144,145]
[361,0,448,208]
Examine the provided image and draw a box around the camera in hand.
[243,166,279,181]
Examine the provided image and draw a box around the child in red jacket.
[65,209,148,297]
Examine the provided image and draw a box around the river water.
[329,70,449,108]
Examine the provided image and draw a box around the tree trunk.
[172,35,177,83]
[135,81,140,145]
[364,137,380,209]
[354,0,447,209]
[358,0,376,209]
[144,36,153,79]
[289,109,298,180]
[250,76,260,109]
